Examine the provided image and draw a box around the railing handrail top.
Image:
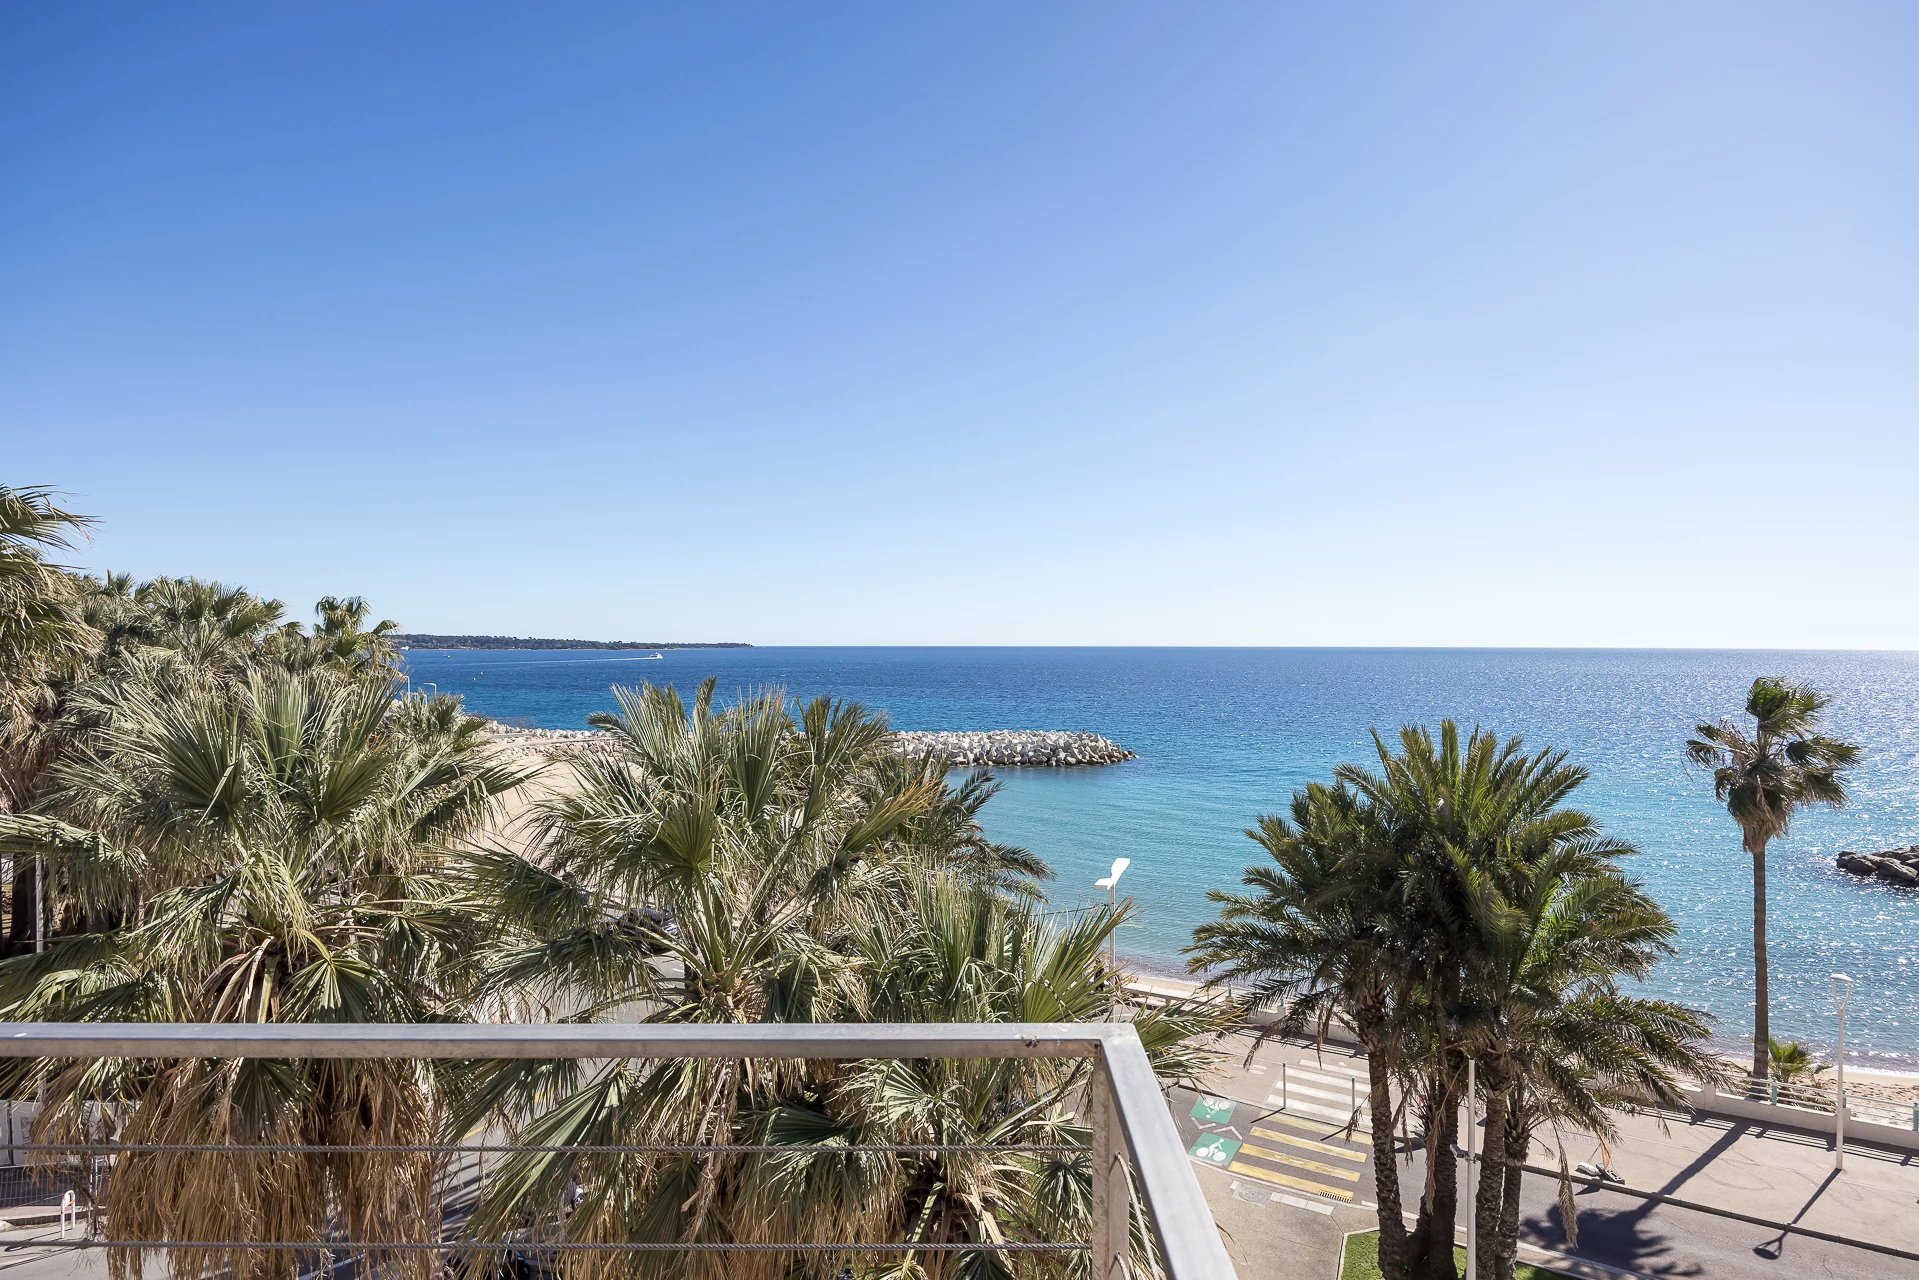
[0,1018,1237,1279]
[0,1020,1134,1060]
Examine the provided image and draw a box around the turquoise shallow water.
[402,647,1919,1064]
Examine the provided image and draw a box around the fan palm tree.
[872,752,1053,902]
[1687,679,1859,1080]
[1767,1038,1825,1085]
[455,680,1216,1279]
[0,485,97,812]
[451,682,951,1276]
[0,670,534,1279]
[0,484,95,686]
[288,595,403,673]
[120,576,287,672]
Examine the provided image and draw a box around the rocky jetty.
[480,724,1135,768]
[1837,846,1919,887]
[891,730,1135,767]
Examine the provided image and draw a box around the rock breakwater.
[891,730,1135,767]
[481,724,1135,768]
[1837,846,1919,887]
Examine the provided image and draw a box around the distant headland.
[394,634,752,651]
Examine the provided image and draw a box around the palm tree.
[289,595,403,673]
[0,485,96,813]
[0,486,98,955]
[1461,844,1717,1280]
[875,751,1054,902]
[1333,724,1591,1280]
[0,484,95,683]
[0,670,533,1278]
[1767,1038,1825,1085]
[1687,678,1859,1080]
[456,680,1218,1279]
[1194,723,1713,1280]
[121,576,288,671]
[1187,781,1421,1277]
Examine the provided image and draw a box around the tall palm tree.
[1334,724,1593,1280]
[1187,781,1420,1277]
[1194,723,1711,1280]
[1461,845,1717,1280]
[1687,678,1859,1080]
[0,670,534,1278]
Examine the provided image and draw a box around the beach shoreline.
[476,714,1919,1077]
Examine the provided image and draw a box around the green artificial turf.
[1338,1230,1569,1280]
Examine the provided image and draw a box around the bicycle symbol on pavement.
[1190,1094,1236,1124]
[1188,1133,1243,1165]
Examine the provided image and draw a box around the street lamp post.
[1831,972,1853,1171]
[1093,858,1131,974]
[1466,1056,1478,1280]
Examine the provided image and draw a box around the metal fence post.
[1281,1062,1288,1111]
[1089,1058,1129,1280]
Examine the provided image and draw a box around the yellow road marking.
[1258,1110,1370,1141]
[1227,1161,1356,1201]
[1250,1127,1368,1163]
[1238,1142,1362,1181]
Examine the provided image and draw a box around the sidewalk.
[0,1202,71,1229]
[1197,1029,1919,1258]
[1566,1104,1919,1254]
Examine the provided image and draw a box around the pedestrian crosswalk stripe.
[1250,1127,1367,1162]
[1263,1096,1370,1125]
[1226,1161,1356,1201]
[1238,1142,1362,1181]
[1271,1079,1365,1106]
[1294,1060,1368,1082]
[1256,1109,1371,1140]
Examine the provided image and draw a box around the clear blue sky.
[4,3,1914,646]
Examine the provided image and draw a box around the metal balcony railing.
[0,1020,1238,1279]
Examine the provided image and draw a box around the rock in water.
[1838,846,1919,887]
[1876,860,1919,887]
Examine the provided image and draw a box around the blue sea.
[402,647,1919,1065]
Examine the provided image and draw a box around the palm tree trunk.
[1409,1070,1461,1280]
[6,859,34,952]
[1367,1054,1410,1278]
[1495,1115,1527,1280]
[1473,1076,1508,1280]
[1750,839,1770,1082]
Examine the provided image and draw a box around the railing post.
[1090,1057,1129,1280]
